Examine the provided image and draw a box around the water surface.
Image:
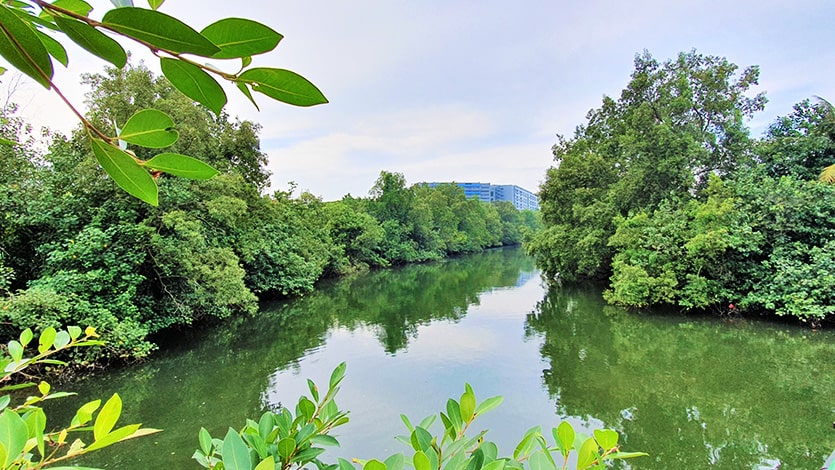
[52,247,835,469]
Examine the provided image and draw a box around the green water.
[51,247,835,469]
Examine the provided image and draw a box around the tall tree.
[530,50,766,281]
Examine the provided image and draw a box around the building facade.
[423,182,539,211]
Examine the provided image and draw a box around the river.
[51,247,835,469]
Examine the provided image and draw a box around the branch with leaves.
[0,0,328,205]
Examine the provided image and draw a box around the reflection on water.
[49,247,835,469]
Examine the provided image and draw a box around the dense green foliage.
[529,49,835,323]
[0,66,539,361]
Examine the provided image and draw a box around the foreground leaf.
[54,16,127,68]
[118,109,178,148]
[0,5,53,88]
[90,137,158,206]
[160,58,226,115]
[145,153,219,180]
[238,68,327,107]
[102,7,219,56]
[200,18,282,59]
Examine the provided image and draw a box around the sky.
[5,0,835,201]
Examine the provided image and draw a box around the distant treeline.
[0,64,540,361]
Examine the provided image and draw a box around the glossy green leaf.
[37,381,50,395]
[102,7,219,56]
[338,457,355,470]
[0,409,28,466]
[413,451,431,470]
[238,68,327,107]
[307,378,319,402]
[222,428,251,470]
[363,459,387,470]
[400,414,414,432]
[0,5,53,88]
[236,81,260,110]
[0,396,9,412]
[513,427,540,460]
[145,153,218,180]
[54,16,127,68]
[384,453,405,470]
[329,362,346,389]
[93,393,122,440]
[24,407,46,458]
[576,438,599,470]
[17,329,32,347]
[277,436,295,460]
[53,330,70,349]
[118,109,178,148]
[147,0,164,10]
[309,434,339,447]
[460,387,476,422]
[445,399,462,433]
[52,0,93,16]
[200,18,282,59]
[198,427,212,455]
[38,327,56,353]
[36,31,68,67]
[529,452,556,470]
[555,422,574,458]
[410,427,432,452]
[255,457,276,470]
[68,326,82,340]
[90,137,159,206]
[160,58,226,115]
[474,396,503,416]
[293,447,325,464]
[7,341,22,363]
[86,423,141,452]
[593,429,618,451]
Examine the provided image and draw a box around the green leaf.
[37,381,50,395]
[147,0,164,10]
[329,362,346,389]
[277,436,295,460]
[86,423,141,452]
[459,386,476,423]
[54,16,127,68]
[555,422,574,458]
[384,453,405,470]
[576,438,599,470]
[0,409,28,466]
[222,428,252,470]
[293,447,325,463]
[18,329,32,347]
[0,396,9,412]
[198,427,213,455]
[52,0,93,16]
[38,327,56,353]
[68,326,82,340]
[109,0,134,7]
[606,451,649,460]
[200,18,282,59]
[93,393,122,440]
[529,452,556,470]
[410,427,432,452]
[413,451,431,470]
[474,396,503,417]
[90,137,158,206]
[338,457,355,470]
[363,459,387,470]
[238,68,327,107]
[0,5,53,88]
[513,427,540,460]
[35,31,68,67]
[307,379,319,402]
[254,457,276,470]
[236,81,259,110]
[160,58,226,115]
[309,434,339,447]
[118,109,178,148]
[71,399,101,427]
[53,330,70,349]
[7,341,22,363]
[400,414,414,433]
[101,7,219,56]
[144,153,218,179]
[24,407,46,458]
[593,429,618,451]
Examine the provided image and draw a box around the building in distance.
[423,182,539,211]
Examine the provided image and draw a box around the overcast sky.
[6,0,835,200]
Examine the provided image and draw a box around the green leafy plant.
[0,326,159,469]
[193,362,350,470]
[196,366,646,470]
[0,0,327,205]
